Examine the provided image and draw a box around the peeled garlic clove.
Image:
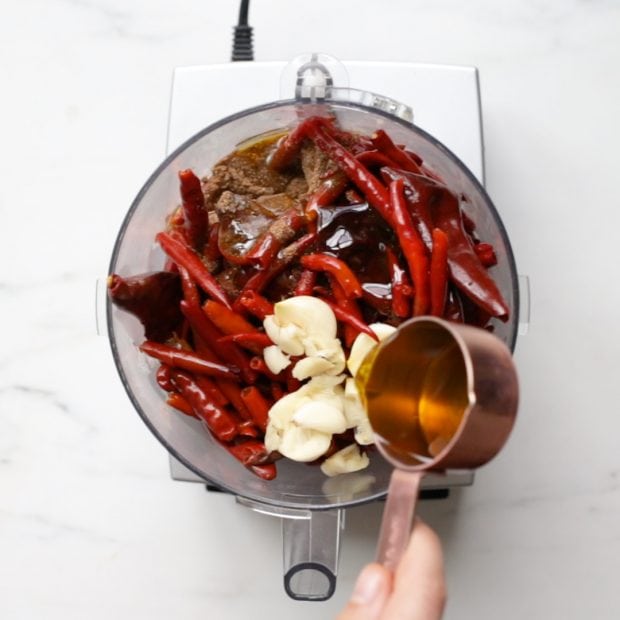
[320,444,370,477]
[264,345,291,374]
[267,391,307,428]
[292,401,347,435]
[292,356,334,380]
[347,322,397,376]
[343,378,374,445]
[278,425,331,462]
[275,296,337,340]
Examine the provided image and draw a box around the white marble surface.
[1,0,619,618]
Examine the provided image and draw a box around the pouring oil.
[356,322,471,465]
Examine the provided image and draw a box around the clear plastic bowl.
[106,97,519,599]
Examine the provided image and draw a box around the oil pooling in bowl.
[355,319,472,467]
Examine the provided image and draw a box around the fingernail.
[350,565,384,605]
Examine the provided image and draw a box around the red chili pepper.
[267,118,320,170]
[179,169,208,250]
[385,247,411,319]
[239,232,317,296]
[217,332,273,354]
[235,290,274,320]
[156,363,175,392]
[226,439,273,466]
[178,266,200,307]
[240,386,271,432]
[194,375,230,408]
[203,300,259,336]
[300,253,363,299]
[249,463,277,480]
[294,269,317,296]
[180,300,258,384]
[474,242,498,267]
[371,130,423,174]
[356,149,400,169]
[139,340,240,380]
[107,272,183,342]
[431,188,510,320]
[325,274,374,346]
[237,420,260,438]
[305,173,348,220]
[156,232,231,309]
[204,223,222,262]
[166,392,197,417]
[169,369,238,442]
[319,297,379,342]
[249,356,283,382]
[214,379,252,421]
[245,208,307,268]
[388,179,430,316]
[429,228,449,317]
[305,122,393,223]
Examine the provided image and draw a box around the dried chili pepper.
[169,369,238,442]
[203,300,258,335]
[240,386,271,432]
[388,179,430,316]
[235,290,274,320]
[245,208,307,268]
[429,228,449,317]
[267,119,315,170]
[179,300,258,384]
[305,121,393,223]
[371,129,423,174]
[356,149,400,170]
[179,169,208,250]
[156,363,175,392]
[294,269,317,296]
[166,392,196,417]
[218,332,273,354]
[107,272,183,342]
[239,232,317,295]
[178,266,200,307]
[249,356,283,382]
[474,242,498,267]
[156,231,231,309]
[430,187,509,320]
[381,167,436,251]
[214,379,252,421]
[305,173,348,220]
[301,253,363,299]
[385,247,411,319]
[319,297,378,342]
[139,341,240,380]
[249,463,277,480]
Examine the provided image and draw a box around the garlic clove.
[347,322,397,376]
[320,444,370,477]
[343,378,375,445]
[264,345,291,374]
[278,425,332,462]
[292,401,347,435]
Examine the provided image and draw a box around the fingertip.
[336,563,392,620]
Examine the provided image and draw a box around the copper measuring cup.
[356,316,519,570]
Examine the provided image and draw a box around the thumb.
[336,563,392,620]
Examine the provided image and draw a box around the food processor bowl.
[107,70,519,599]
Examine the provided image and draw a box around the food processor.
[105,50,524,601]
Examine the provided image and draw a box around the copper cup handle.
[375,469,423,571]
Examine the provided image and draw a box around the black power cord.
[231,0,254,61]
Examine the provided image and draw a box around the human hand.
[337,518,446,620]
